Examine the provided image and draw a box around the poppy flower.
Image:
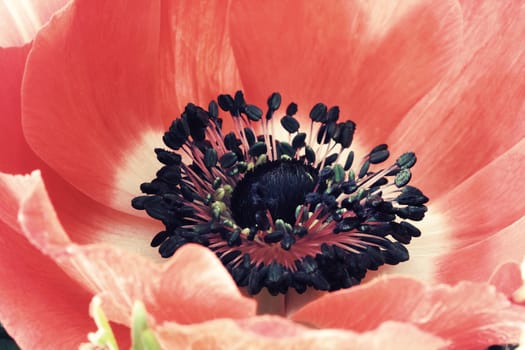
[1,0,524,349]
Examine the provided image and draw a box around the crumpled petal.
[156,316,448,350]
[291,275,525,349]
[0,173,93,349]
[0,171,256,335]
[512,259,525,305]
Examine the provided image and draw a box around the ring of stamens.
[132,91,429,295]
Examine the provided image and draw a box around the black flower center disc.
[132,90,429,295]
[230,160,317,228]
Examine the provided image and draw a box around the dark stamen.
[132,90,429,296]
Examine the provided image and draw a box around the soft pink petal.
[292,276,525,349]
[229,0,462,146]
[0,173,93,348]
[0,173,134,350]
[156,317,447,350]
[0,0,69,46]
[149,244,256,324]
[389,0,525,199]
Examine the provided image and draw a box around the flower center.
[230,160,317,228]
[132,91,429,296]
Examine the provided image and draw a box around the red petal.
[229,0,462,145]
[389,1,525,200]
[0,0,68,46]
[292,276,525,349]
[0,174,93,348]
[22,0,241,215]
[156,317,447,350]
[0,44,41,173]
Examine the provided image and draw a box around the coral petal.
[292,276,525,348]
[390,0,525,199]
[156,316,447,350]
[0,0,68,46]
[44,244,257,326]
[433,141,525,246]
[230,0,462,145]
[388,142,525,284]
[1,42,163,258]
[22,0,242,215]
[22,0,166,214]
[390,142,525,283]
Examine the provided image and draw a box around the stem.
[254,289,286,316]
[253,288,327,317]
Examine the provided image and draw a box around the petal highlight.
[0,0,68,46]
